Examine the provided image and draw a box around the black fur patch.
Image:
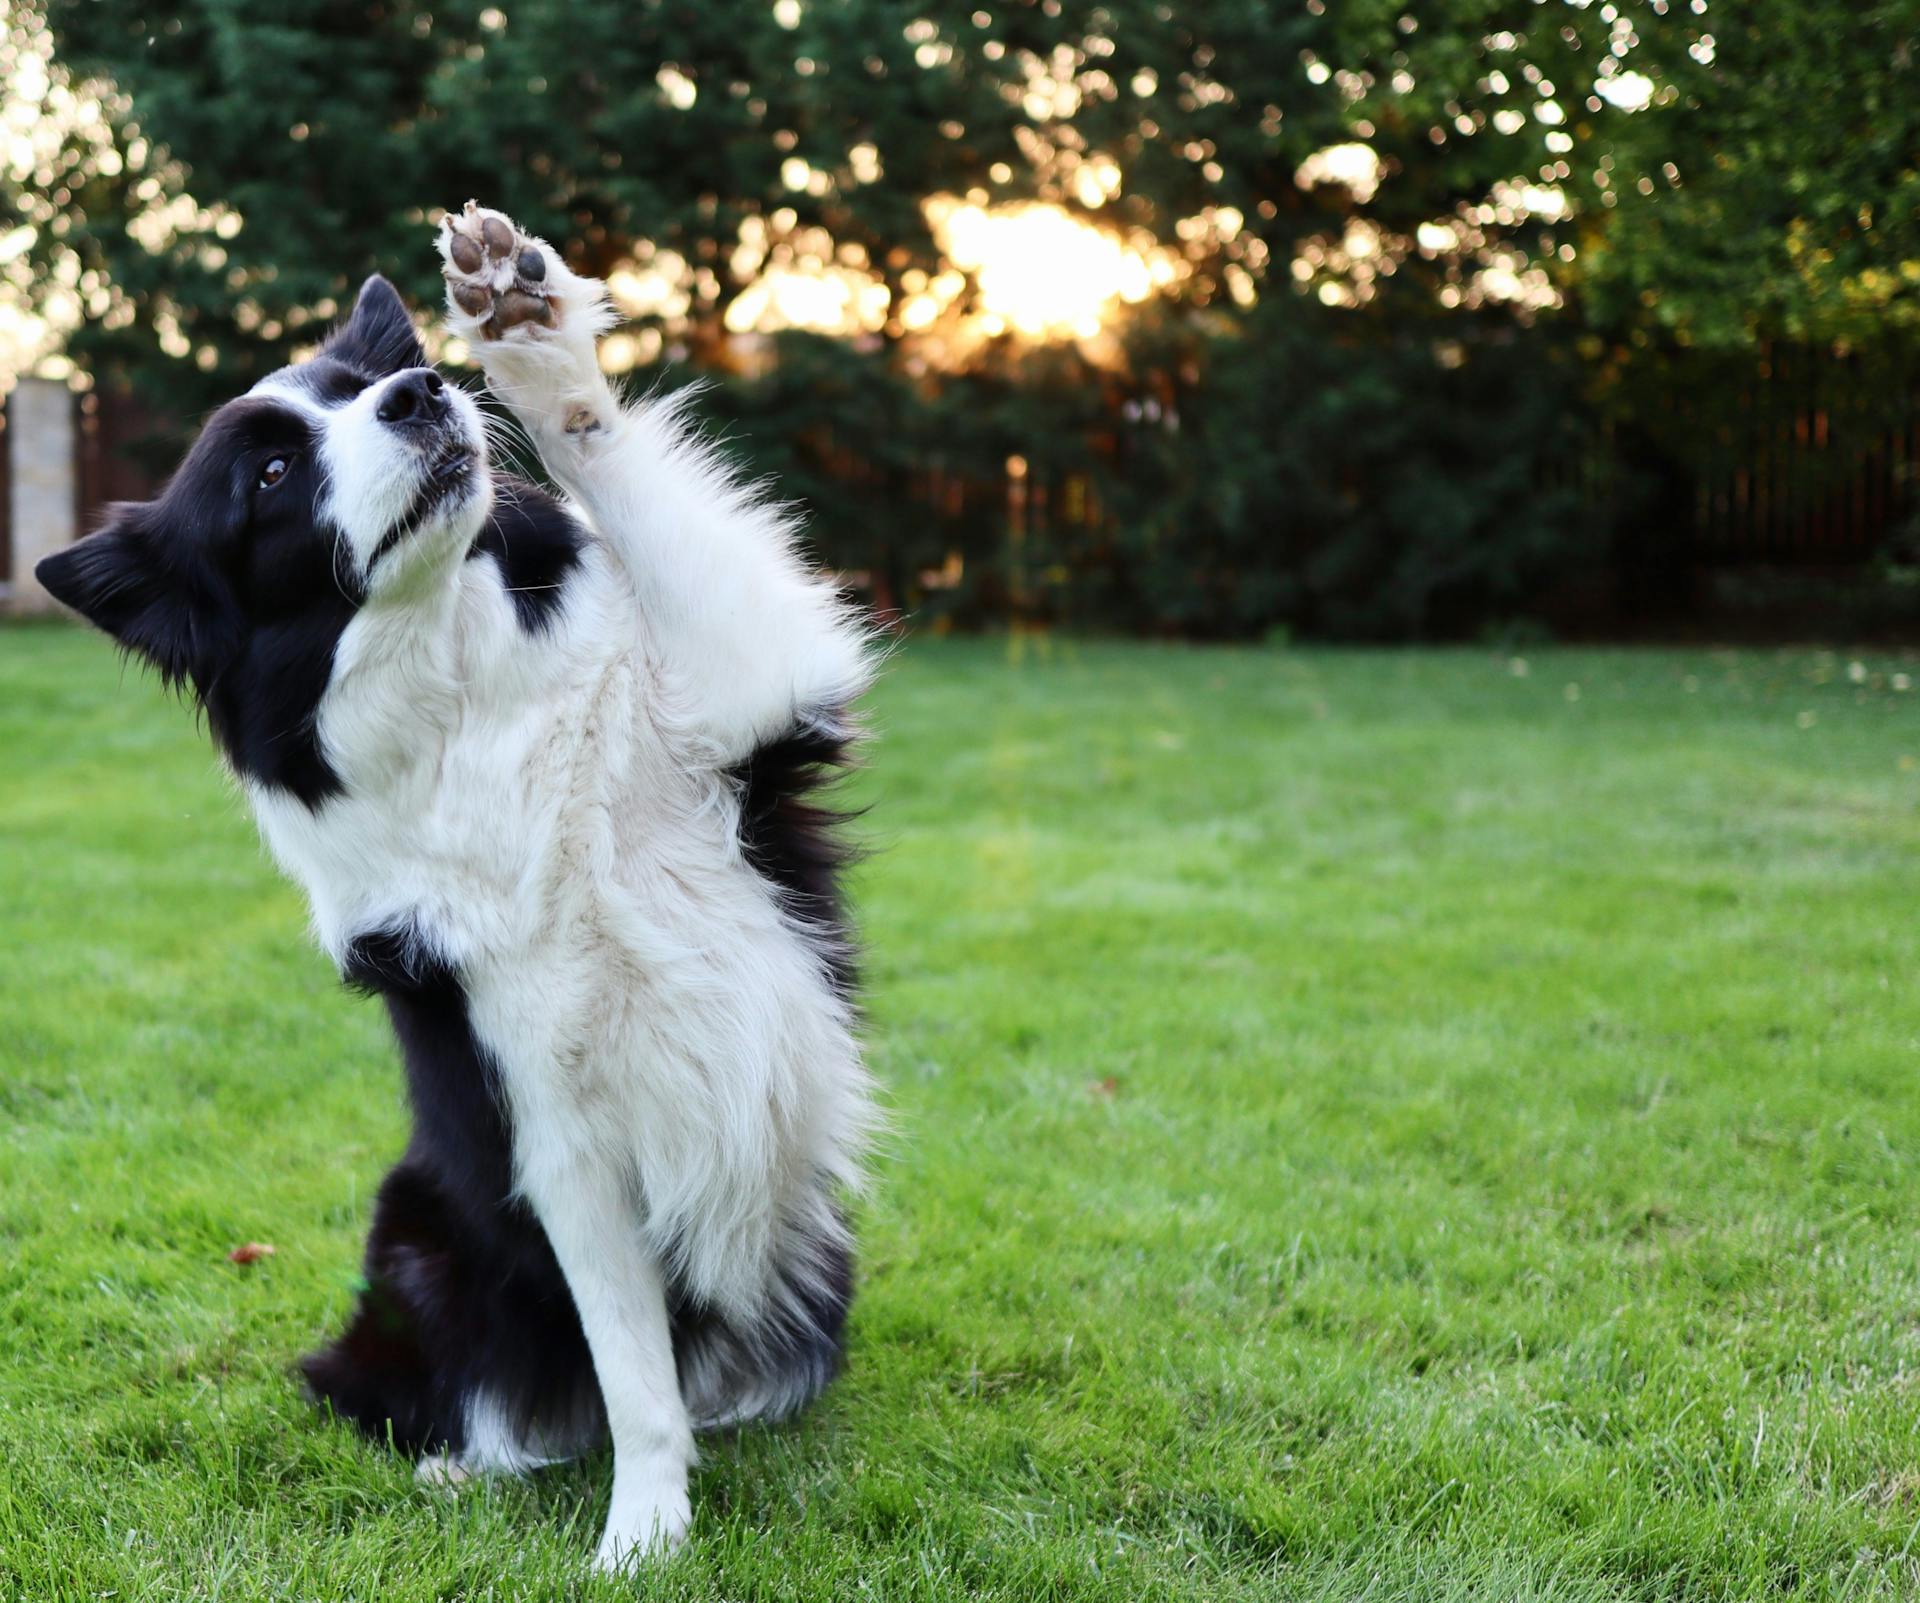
[729,712,862,997]
[309,927,599,1455]
[295,356,378,408]
[33,278,427,809]
[468,478,584,634]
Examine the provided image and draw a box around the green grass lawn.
[4,624,1920,1601]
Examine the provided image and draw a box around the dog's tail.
[670,1225,854,1430]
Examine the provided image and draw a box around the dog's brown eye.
[258,457,289,489]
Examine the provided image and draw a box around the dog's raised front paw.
[438,200,557,340]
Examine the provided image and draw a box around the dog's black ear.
[325,274,426,376]
[36,507,217,693]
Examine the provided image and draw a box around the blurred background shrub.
[7,0,1917,638]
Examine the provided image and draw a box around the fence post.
[6,377,79,616]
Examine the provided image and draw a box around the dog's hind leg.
[301,1156,471,1455]
[302,1152,604,1476]
[436,201,871,762]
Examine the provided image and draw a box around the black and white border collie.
[37,203,877,1569]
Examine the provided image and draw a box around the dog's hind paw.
[414,1451,478,1493]
[438,200,557,340]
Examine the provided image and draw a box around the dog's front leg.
[520,1158,694,1570]
[437,201,870,763]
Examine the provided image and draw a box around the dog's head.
[37,276,491,801]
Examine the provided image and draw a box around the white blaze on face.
[251,367,492,590]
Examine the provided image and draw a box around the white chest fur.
[248,537,870,1319]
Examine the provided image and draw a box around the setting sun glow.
[927,197,1167,341]
[706,197,1176,358]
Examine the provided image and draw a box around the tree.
[26,1,1920,636]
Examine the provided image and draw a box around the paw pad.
[439,200,557,339]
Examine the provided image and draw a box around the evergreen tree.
[26,0,1920,635]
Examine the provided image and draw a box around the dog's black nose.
[377,367,449,427]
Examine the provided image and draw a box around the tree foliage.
[24,0,1920,637]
